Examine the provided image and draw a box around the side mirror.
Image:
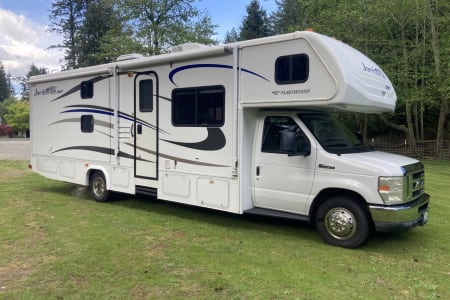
[280,130,311,156]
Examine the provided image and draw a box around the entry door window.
[139,79,153,112]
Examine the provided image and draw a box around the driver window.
[261,116,308,154]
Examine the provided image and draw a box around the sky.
[0,0,277,81]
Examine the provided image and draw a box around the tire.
[315,196,371,248]
[89,171,110,202]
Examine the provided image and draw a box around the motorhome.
[28,31,429,248]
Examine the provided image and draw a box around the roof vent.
[116,53,144,62]
[171,43,207,53]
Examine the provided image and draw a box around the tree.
[77,0,123,67]
[18,64,49,101]
[427,0,450,148]
[120,0,218,55]
[97,17,146,61]
[239,0,272,41]
[0,62,11,102]
[49,0,84,69]
[50,0,124,68]
[4,101,29,136]
[224,28,239,43]
[0,97,16,125]
[272,0,309,34]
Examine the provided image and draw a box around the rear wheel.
[89,171,110,202]
[315,196,371,248]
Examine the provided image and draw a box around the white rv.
[29,31,429,248]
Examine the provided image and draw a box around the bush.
[0,124,14,137]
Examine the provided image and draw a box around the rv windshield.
[298,112,373,154]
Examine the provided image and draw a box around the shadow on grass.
[127,193,317,240]
[44,183,320,242]
[42,183,429,251]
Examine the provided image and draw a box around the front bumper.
[369,193,430,232]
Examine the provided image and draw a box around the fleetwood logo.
[272,89,310,96]
[34,86,64,96]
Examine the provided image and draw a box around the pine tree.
[49,0,84,69]
[19,64,48,100]
[239,0,272,41]
[271,0,308,34]
[0,62,11,102]
[49,0,123,68]
[77,0,122,67]
[224,28,239,43]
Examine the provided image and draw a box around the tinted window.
[81,81,94,99]
[139,79,153,112]
[172,85,225,127]
[275,54,309,84]
[81,115,94,132]
[262,116,309,154]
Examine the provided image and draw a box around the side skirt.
[244,207,309,222]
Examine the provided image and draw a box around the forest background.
[0,0,449,153]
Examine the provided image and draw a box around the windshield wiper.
[325,143,349,148]
[353,144,373,152]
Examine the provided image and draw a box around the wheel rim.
[324,207,357,240]
[92,176,106,198]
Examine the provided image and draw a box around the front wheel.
[89,171,110,202]
[315,197,372,248]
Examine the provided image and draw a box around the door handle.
[256,166,260,176]
[130,124,134,137]
[137,124,142,134]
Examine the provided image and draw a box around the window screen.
[81,115,94,132]
[81,81,94,99]
[139,79,153,112]
[275,54,309,84]
[172,85,225,127]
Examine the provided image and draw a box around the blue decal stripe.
[169,64,232,85]
[240,67,270,82]
[61,105,169,134]
[62,108,113,116]
[169,64,270,86]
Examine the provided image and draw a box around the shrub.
[0,124,14,137]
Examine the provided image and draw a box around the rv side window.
[81,115,94,132]
[275,54,309,84]
[172,85,225,127]
[81,81,94,99]
[139,79,153,112]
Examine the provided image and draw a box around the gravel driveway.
[0,139,30,160]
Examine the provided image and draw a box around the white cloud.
[0,8,63,78]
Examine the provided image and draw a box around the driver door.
[253,115,316,214]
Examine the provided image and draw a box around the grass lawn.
[0,160,449,299]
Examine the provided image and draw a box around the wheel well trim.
[308,188,372,225]
[85,166,110,189]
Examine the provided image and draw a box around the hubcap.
[93,177,105,198]
[324,207,357,240]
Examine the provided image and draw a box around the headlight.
[378,176,406,205]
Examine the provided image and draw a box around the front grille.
[403,162,425,202]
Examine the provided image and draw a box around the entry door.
[134,72,158,179]
[253,116,316,215]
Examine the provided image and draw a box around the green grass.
[0,160,449,299]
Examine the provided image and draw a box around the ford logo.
[413,179,424,189]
